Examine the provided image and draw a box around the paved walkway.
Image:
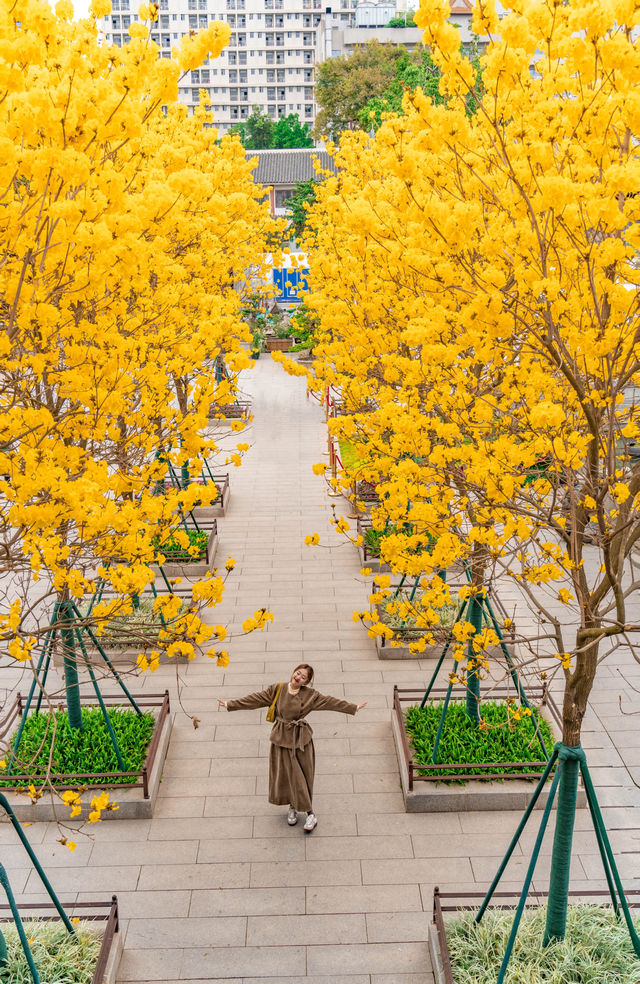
[5,355,640,983]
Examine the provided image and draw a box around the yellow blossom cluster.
[0,0,278,670]
[279,0,640,743]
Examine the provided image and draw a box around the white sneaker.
[287,807,298,826]
[303,812,317,833]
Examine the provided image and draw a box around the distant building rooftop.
[247,148,337,188]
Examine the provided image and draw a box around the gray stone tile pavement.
[4,356,640,982]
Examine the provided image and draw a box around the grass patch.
[154,528,208,562]
[379,590,460,633]
[364,526,434,560]
[83,598,190,650]
[405,701,553,780]
[1,707,156,787]
[364,527,390,558]
[0,920,103,984]
[446,904,640,983]
[338,439,364,470]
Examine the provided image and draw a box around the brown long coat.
[226,683,358,812]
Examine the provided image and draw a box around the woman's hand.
[217,697,228,708]
[356,701,368,711]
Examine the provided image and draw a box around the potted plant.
[264,311,294,353]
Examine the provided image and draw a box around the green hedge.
[1,707,156,786]
[405,701,553,780]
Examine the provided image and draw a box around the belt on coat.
[275,716,311,750]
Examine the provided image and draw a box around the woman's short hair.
[293,663,314,686]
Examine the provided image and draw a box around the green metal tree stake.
[74,629,126,771]
[69,601,143,715]
[0,864,42,984]
[0,793,78,984]
[420,596,471,708]
[474,742,640,982]
[7,606,59,774]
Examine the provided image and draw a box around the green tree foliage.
[285,179,318,241]
[273,113,314,148]
[386,9,416,26]
[358,50,442,129]
[358,47,483,130]
[230,105,275,148]
[232,108,313,149]
[314,41,403,140]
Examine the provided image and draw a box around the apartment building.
[102,0,476,132]
[102,0,358,134]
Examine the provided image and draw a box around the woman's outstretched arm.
[218,683,278,711]
[310,692,367,714]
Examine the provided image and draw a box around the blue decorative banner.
[272,268,309,302]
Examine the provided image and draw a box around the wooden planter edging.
[194,474,229,518]
[354,479,379,509]
[392,685,586,813]
[429,887,640,984]
[373,580,512,661]
[356,515,391,573]
[0,691,172,821]
[153,526,218,577]
[0,897,123,984]
[208,400,252,422]
[265,336,294,352]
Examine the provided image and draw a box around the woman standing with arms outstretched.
[217,663,367,832]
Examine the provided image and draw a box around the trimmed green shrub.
[154,528,208,561]
[1,707,156,786]
[405,701,553,779]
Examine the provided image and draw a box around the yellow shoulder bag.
[265,682,283,723]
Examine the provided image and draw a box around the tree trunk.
[544,637,598,942]
[59,600,83,731]
[543,751,580,944]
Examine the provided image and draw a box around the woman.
[217,663,367,832]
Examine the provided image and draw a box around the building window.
[275,188,295,208]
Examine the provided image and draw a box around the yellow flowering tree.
[0,0,275,739]
[280,0,640,952]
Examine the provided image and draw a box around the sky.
[73,0,96,19]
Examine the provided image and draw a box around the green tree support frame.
[7,598,143,776]
[404,570,548,764]
[475,742,640,982]
[0,793,76,984]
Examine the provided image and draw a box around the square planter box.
[208,400,252,422]
[371,578,511,660]
[0,691,172,821]
[354,479,380,511]
[193,475,229,518]
[356,515,391,573]
[392,685,585,813]
[152,526,218,578]
[429,887,640,984]
[0,897,123,984]
[265,336,294,352]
